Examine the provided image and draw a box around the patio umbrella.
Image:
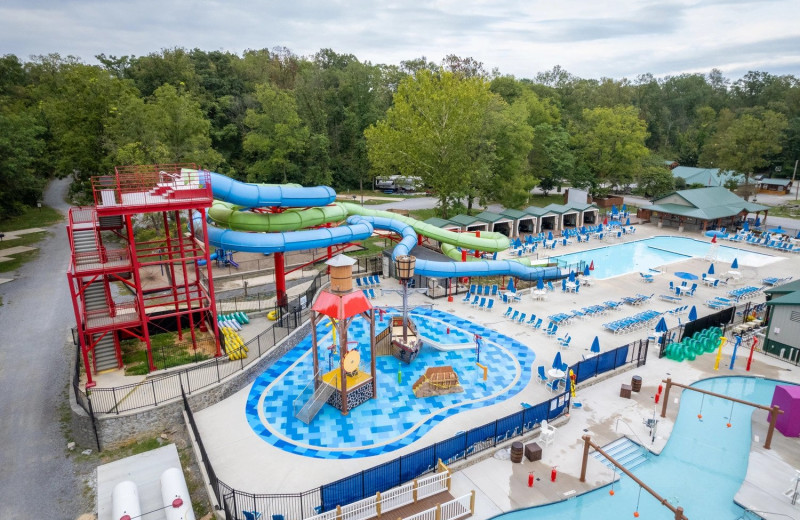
[611,204,618,214]
[562,278,567,291]
[569,270,576,282]
[688,305,698,321]
[770,226,785,234]
[625,217,631,226]
[590,336,601,354]
[547,231,554,241]
[655,317,668,333]
[603,217,608,226]
[583,264,590,276]
[622,204,627,212]
[537,277,544,290]
[708,263,715,275]
[507,277,516,292]
[755,217,761,227]
[731,258,739,269]
[589,260,595,271]
[553,351,563,369]
[675,271,698,281]
[743,221,750,231]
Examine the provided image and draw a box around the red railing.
[72,247,130,270]
[85,301,139,329]
[91,163,213,209]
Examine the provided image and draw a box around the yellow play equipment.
[713,336,728,370]
[267,310,278,321]
[568,368,576,398]
[476,362,488,381]
[221,326,248,360]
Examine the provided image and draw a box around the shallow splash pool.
[552,236,775,279]
[245,308,536,459]
[494,377,794,520]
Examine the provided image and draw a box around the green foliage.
[0,107,47,218]
[636,157,675,198]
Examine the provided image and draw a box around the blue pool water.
[245,308,535,458]
[495,377,794,520]
[552,236,773,279]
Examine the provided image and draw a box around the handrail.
[615,418,652,451]
[292,370,322,416]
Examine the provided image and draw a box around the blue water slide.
[208,172,336,208]
[192,211,373,254]
[348,215,562,281]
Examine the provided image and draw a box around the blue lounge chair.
[546,379,561,393]
[502,306,513,318]
[363,289,370,299]
[546,324,559,338]
[461,292,472,302]
[531,318,543,331]
[476,285,483,295]
[475,297,486,309]
[525,314,537,326]
[516,312,527,323]
[485,299,494,311]
[509,310,519,321]
[558,335,572,349]
[356,278,363,288]
[469,295,479,306]
[491,284,499,295]
[368,288,376,299]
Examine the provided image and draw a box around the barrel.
[631,375,642,392]
[510,441,524,463]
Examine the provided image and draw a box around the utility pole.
[793,159,798,201]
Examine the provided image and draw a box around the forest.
[0,47,797,219]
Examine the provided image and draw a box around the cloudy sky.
[2,0,798,80]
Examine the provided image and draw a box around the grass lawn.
[346,235,391,257]
[0,205,63,273]
[121,330,211,375]
[764,203,800,220]
[0,205,62,231]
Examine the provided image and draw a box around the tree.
[529,123,574,196]
[365,70,495,217]
[710,109,788,199]
[572,106,649,194]
[636,157,675,198]
[0,107,46,218]
[243,83,309,184]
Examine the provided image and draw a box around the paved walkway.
[0,178,87,518]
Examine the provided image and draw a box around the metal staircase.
[294,377,337,425]
[72,228,98,266]
[98,215,123,228]
[83,282,118,371]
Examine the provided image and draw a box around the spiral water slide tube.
[194,173,561,280]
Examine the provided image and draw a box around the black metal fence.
[188,338,645,520]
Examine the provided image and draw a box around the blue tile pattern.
[245,308,536,459]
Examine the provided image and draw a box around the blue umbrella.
[675,271,698,281]
[553,351,563,369]
[583,264,590,276]
[590,336,600,354]
[622,204,627,212]
[547,231,553,241]
[755,217,761,227]
[562,278,567,291]
[655,316,668,333]
[708,263,715,275]
[537,277,544,290]
[611,204,618,214]
[625,217,631,226]
[688,305,697,321]
[568,270,576,282]
[507,277,516,292]
[731,258,739,269]
[743,221,750,231]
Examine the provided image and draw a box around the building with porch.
[473,211,513,236]
[499,208,533,237]
[423,217,461,233]
[757,178,793,194]
[763,279,800,364]
[672,166,741,187]
[639,187,768,233]
[448,214,489,233]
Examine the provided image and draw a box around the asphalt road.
[0,177,86,519]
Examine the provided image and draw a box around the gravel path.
[0,177,88,519]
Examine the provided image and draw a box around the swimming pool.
[494,376,794,520]
[552,236,774,279]
[245,308,535,459]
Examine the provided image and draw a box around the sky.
[1,0,799,81]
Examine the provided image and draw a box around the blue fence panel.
[596,350,617,374]
[436,432,467,465]
[466,423,495,456]
[547,392,570,419]
[575,356,598,383]
[363,459,401,497]
[615,344,630,368]
[400,445,435,483]
[523,401,549,430]
[496,411,524,442]
[321,474,364,513]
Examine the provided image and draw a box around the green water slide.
[338,203,510,252]
[208,201,348,232]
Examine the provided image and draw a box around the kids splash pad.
[245,308,535,459]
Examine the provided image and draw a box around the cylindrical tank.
[112,480,141,520]
[160,467,195,520]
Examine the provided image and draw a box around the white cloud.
[0,0,798,79]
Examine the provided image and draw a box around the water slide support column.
[275,252,287,307]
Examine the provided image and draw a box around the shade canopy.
[590,336,601,353]
[688,305,698,321]
[655,317,668,333]
[675,272,699,281]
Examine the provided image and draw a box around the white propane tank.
[161,467,196,520]
[112,480,141,520]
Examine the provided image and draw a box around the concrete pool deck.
[193,223,800,517]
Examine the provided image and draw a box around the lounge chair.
[546,323,559,338]
[502,306,513,318]
[558,335,572,349]
[475,297,486,309]
[368,288,376,299]
[531,318,543,331]
[537,365,548,384]
[461,292,472,302]
[516,312,527,324]
[509,310,519,321]
[485,299,494,311]
[539,419,557,445]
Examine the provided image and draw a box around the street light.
[395,255,416,342]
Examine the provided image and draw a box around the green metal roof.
[764,279,800,296]
[500,208,527,219]
[522,206,555,217]
[672,166,742,187]
[543,203,578,214]
[474,211,507,223]
[759,178,791,187]
[643,187,769,221]
[448,214,483,226]
[423,217,458,228]
[766,291,800,306]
